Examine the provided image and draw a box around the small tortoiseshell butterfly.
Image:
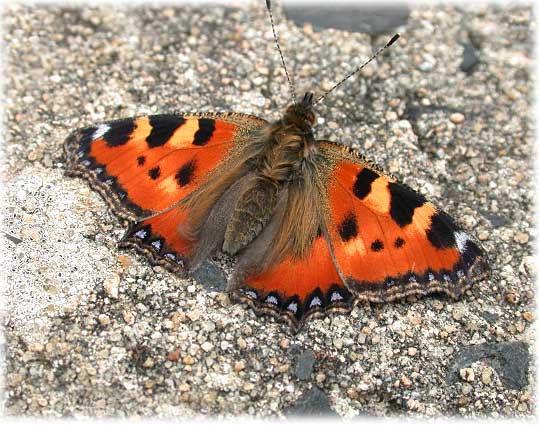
[64,1,488,331]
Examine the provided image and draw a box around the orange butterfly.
[64,1,488,331]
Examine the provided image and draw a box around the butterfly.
[63,1,488,331]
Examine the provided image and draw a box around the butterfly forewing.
[319,141,488,301]
[64,112,267,271]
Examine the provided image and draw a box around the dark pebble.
[295,349,316,381]
[191,260,226,292]
[479,311,499,323]
[483,212,509,228]
[459,41,480,74]
[447,341,530,390]
[284,386,336,417]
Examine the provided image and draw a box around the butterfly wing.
[320,141,489,301]
[235,234,353,330]
[232,140,488,331]
[64,112,267,271]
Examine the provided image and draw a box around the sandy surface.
[1,1,535,418]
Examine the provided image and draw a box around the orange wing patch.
[75,115,237,214]
[321,142,487,301]
[235,236,353,330]
[64,113,267,273]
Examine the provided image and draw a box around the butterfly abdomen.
[222,178,279,255]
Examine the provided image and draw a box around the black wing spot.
[371,239,384,252]
[388,182,426,227]
[427,211,457,249]
[353,168,379,199]
[146,115,186,148]
[103,119,136,147]
[148,166,161,180]
[193,119,215,146]
[338,213,358,242]
[176,160,196,187]
[394,237,405,248]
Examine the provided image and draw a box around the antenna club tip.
[266,0,272,10]
[387,33,400,47]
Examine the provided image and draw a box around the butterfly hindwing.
[65,112,267,271]
[320,141,488,302]
[234,233,354,330]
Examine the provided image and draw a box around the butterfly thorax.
[222,93,318,256]
[257,92,317,180]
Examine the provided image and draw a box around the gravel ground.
[1,1,535,419]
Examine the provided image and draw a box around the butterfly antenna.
[265,0,297,105]
[314,33,400,105]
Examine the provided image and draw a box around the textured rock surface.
[447,341,530,390]
[2,1,534,419]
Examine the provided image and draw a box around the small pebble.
[143,357,154,368]
[186,310,201,321]
[401,376,413,388]
[178,383,191,392]
[103,274,120,299]
[522,311,533,322]
[201,341,213,352]
[183,355,195,365]
[28,342,44,352]
[460,368,475,382]
[481,367,493,385]
[450,112,465,124]
[514,232,529,244]
[505,291,518,304]
[243,382,254,392]
[236,337,247,350]
[167,349,180,362]
[98,314,111,326]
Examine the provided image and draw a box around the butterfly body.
[181,92,323,267]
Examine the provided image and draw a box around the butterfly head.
[284,92,315,128]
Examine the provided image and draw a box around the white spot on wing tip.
[93,124,110,140]
[455,231,469,253]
